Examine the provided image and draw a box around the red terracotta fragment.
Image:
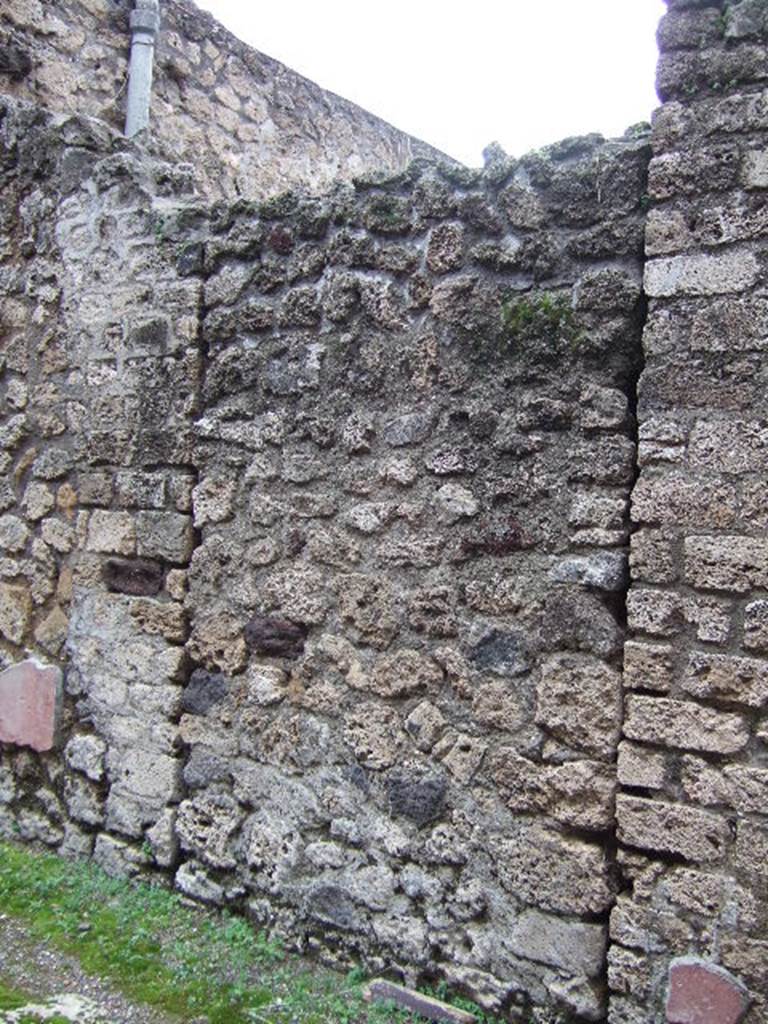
[0,659,63,752]
[667,958,749,1024]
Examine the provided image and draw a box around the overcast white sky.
[194,0,666,167]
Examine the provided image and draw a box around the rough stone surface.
[4,3,768,1022]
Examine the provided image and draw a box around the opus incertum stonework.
[1,1,767,1021]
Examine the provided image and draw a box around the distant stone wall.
[0,0,445,200]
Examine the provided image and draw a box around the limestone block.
[623,695,749,754]
[433,484,478,524]
[631,473,738,528]
[497,826,613,915]
[536,653,622,759]
[617,741,666,790]
[176,793,243,868]
[383,409,437,447]
[64,733,107,781]
[405,701,445,752]
[135,511,194,563]
[108,747,182,803]
[689,419,768,474]
[617,795,730,862]
[426,223,464,274]
[627,588,685,637]
[368,649,442,699]
[34,605,68,654]
[683,651,768,707]
[684,535,768,593]
[192,475,236,527]
[146,808,179,867]
[644,252,759,297]
[93,833,147,879]
[0,582,32,645]
[63,774,104,826]
[666,958,749,1024]
[0,515,29,553]
[623,641,675,693]
[0,659,62,751]
[549,551,628,591]
[744,600,768,651]
[344,702,405,769]
[743,149,768,189]
[682,757,768,814]
[87,510,136,555]
[507,910,606,978]
[21,482,54,521]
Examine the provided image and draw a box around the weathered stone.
[0,659,62,752]
[644,252,759,297]
[244,614,307,660]
[404,701,445,751]
[426,223,465,274]
[176,793,243,869]
[536,653,622,759]
[383,409,437,447]
[188,610,247,674]
[103,557,164,596]
[182,669,230,715]
[86,510,136,555]
[684,535,768,593]
[550,551,628,591]
[433,483,479,524]
[136,512,194,563]
[743,600,768,652]
[508,910,606,978]
[497,825,613,915]
[682,651,768,708]
[369,649,442,698]
[0,515,29,554]
[617,741,667,790]
[344,702,404,769]
[624,695,750,754]
[64,733,107,781]
[384,768,447,826]
[192,476,236,527]
[468,627,529,677]
[623,640,675,692]
[617,796,730,863]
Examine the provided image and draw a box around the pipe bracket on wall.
[125,0,161,138]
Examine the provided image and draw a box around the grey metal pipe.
[125,0,161,138]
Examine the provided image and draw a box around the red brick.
[667,958,749,1024]
[0,659,62,752]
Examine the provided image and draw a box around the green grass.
[0,842,506,1024]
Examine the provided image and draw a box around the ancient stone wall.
[0,0,444,201]
[2,1,768,1022]
[610,2,768,1022]
[0,88,651,1020]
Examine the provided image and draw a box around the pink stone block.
[0,659,62,752]
[667,958,749,1024]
